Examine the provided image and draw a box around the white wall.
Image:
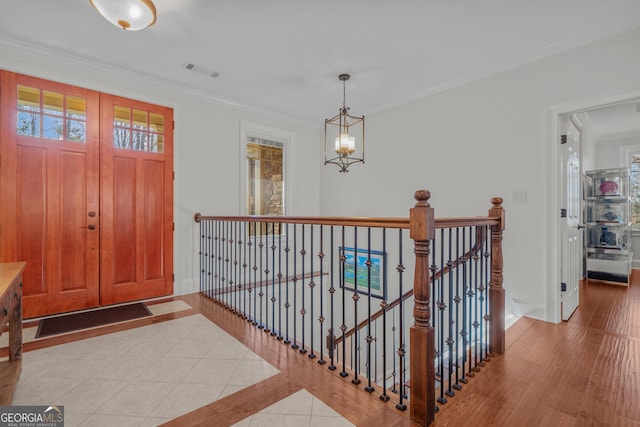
[594,135,640,169]
[0,39,322,297]
[319,26,640,321]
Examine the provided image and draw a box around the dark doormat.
[35,303,152,338]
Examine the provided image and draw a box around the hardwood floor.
[13,276,639,426]
[429,278,640,427]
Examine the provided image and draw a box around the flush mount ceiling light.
[324,74,365,173]
[90,0,157,31]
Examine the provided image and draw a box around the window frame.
[619,143,640,231]
[239,120,294,221]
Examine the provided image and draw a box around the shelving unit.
[585,167,632,285]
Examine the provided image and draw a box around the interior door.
[560,115,582,321]
[99,94,173,304]
[0,71,100,318]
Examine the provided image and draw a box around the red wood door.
[0,71,100,318]
[99,94,173,304]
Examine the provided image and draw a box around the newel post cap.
[414,190,431,207]
[489,197,505,231]
[410,189,434,240]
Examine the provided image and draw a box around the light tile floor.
[9,303,353,427]
[231,389,354,427]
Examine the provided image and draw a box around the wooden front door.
[0,72,100,318]
[99,94,173,305]
[0,71,174,317]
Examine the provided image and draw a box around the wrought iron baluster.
[292,224,299,349]
[228,221,232,306]
[252,222,257,325]
[445,227,455,398]
[243,222,248,319]
[340,226,348,378]
[318,225,326,365]
[460,227,469,384]
[233,221,238,313]
[284,223,291,344]
[300,224,308,354]
[466,226,476,378]
[328,226,337,371]
[364,227,374,393]
[199,222,204,294]
[259,224,265,329]
[484,226,493,358]
[352,227,361,385]
[380,228,390,402]
[270,222,277,335]
[477,226,487,365]
[436,229,447,405]
[453,227,462,391]
[309,225,316,359]
[216,220,221,300]
[396,227,407,410]
[277,225,283,339]
[472,226,481,372]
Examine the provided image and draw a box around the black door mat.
[35,303,152,338]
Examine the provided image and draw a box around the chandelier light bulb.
[335,134,355,156]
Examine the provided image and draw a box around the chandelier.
[90,0,157,31]
[324,74,365,173]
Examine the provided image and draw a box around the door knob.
[82,224,97,230]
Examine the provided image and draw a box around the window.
[247,138,284,218]
[17,85,87,143]
[113,105,165,152]
[239,121,293,235]
[630,151,640,227]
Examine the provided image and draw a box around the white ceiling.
[1,0,640,128]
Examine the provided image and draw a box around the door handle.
[577,224,585,230]
[82,224,97,230]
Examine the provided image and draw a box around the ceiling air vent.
[183,61,219,78]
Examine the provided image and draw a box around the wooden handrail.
[331,227,488,348]
[194,213,500,229]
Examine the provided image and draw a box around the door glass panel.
[66,95,87,142]
[17,111,41,137]
[16,86,87,143]
[42,91,64,140]
[133,110,147,130]
[149,112,164,153]
[43,91,64,116]
[132,130,147,151]
[149,113,164,133]
[113,106,164,153]
[66,119,86,142]
[43,115,63,140]
[149,134,164,153]
[113,105,131,148]
[66,96,86,119]
[114,105,131,127]
[17,86,41,137]
[114,127,131,149]
[17,86,40,112]
[132,109,147,151]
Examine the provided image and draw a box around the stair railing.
[194,190,505,427]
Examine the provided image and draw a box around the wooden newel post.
[409,190,435,426]
[488,197,505,354]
